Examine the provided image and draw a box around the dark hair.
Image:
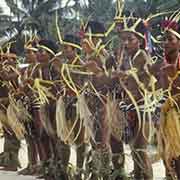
[85,21,106,35]
[135,20,147,36]
[39,39,59,54]
[64,34,81,54]
[64,34,80,47]
[161,20,180,34]
[26,40,38,48]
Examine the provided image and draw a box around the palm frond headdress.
[161,9,180,39]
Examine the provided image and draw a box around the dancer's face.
[164,31,180,55]
[63,45,76,59]
[25,49,37,63]
[36,48,51,63]
[120,32,141,56]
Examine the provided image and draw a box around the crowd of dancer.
[0,1,180,180]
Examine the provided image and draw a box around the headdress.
[24,35,39,52]
[78,16,116,39]
[161,9,180,39]
[0,41,17,62]
[62,34,81,50]
[113,0,170,52]
[37,39,59,56]
[55,12,82,51]
[79,20,106,38]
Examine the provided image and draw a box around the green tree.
[4,0,60,39]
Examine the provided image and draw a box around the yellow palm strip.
[63,63,94,91]
[65,64,82,68]
[34,80,49,104]
[66,64,80,96]
[95,37,115,56]
[60,64,83,143]
[61,64,77,95]
[146,11,174,22]
[65,65,86,143]
[167,71,180,109]
[125,66,153,142]
[104,22,116,37]
[88,81,106,106]
[61,64,80,96]
[119,79,142,142]
[3,65,21,76]
[32,79,55,104]
[55,10,63,44]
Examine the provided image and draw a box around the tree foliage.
[0,0,179,42]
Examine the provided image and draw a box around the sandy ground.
[0,138,165,180]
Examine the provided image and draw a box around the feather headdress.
[161,9,180,39]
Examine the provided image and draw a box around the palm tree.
[4,0,60,39]
[124,0,180,17]
[0,15,13,36]
[77,0,115,23]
